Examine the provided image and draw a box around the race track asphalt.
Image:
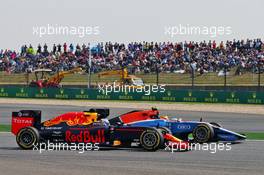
[0,103,264,175]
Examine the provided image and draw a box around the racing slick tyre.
[140,129,164,151]
[158,127,172,135]
[210,122,222,128]
[193,123,214,143]
[16,127,40,149]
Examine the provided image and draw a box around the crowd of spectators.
[0,39,263,75]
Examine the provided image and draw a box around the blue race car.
[109,108,246,143]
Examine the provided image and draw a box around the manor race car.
[11,109,188,151]
[109,108,246,143]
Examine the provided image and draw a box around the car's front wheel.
[140,129,164,151]
[16,127,39,149]
[193,124,214,143]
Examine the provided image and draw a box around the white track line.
[247,139,264,142]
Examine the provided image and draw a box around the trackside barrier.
[0,87,263,104]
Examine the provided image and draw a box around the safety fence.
[0,86,263,104]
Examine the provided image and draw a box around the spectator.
[0,39,263,75]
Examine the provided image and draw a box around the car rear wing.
[11,110,41,135]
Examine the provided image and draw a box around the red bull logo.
[44,112,97,127]
[65,130,105,143]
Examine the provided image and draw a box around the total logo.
[177,124,191,130]
[13,118,33,124]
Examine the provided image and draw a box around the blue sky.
[0,0,263,50]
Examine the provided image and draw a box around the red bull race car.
[11,109,189,152]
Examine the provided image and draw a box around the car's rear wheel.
[193,124,214,143]
[16,127,39,149]
[140,129,164,151]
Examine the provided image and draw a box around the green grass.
[244,132,264,140]
[0,124,11,132]
[0,124,263,140]
[0,69,263,86]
